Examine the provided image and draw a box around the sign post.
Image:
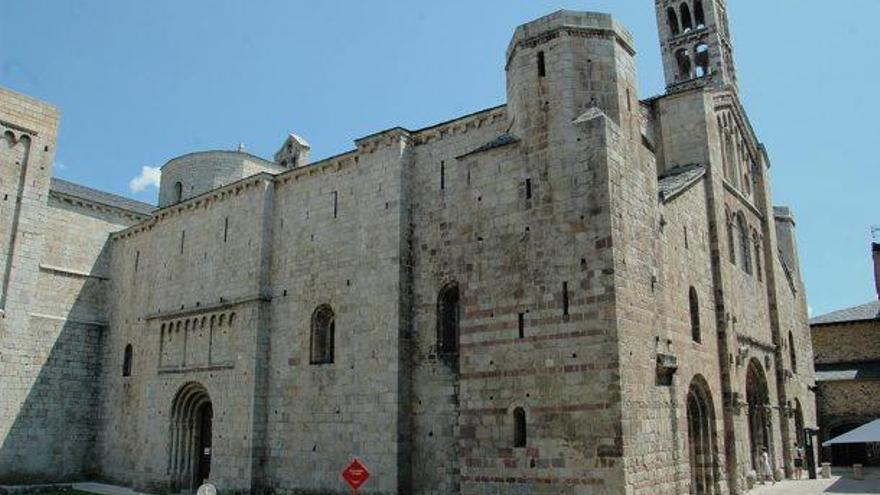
[342,458,370,494]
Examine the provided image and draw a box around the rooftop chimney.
[873,242,880,299]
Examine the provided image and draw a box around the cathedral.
[0,2,816,494]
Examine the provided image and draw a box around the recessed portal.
[169,382,213,491]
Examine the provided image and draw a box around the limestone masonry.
[0,3,816,494]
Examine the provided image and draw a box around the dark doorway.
[196,402,213,486]
[828,423,874,467]
[169,382,213,491]
[746,359,772,470]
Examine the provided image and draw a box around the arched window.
[513,407,527,448]
[694,0,706,28]
[754,232,763,282]
[680,3,694,32]
[122,344,133,377]
[695,43,710,78]
[667,7,681,35]
[726,211,736,265]
[733,142,744,190]
[738,214,752,275]
[675,48,692,81]
[310,305,335,364]
[689,287,701,343]
[789,331,797,373]
[173,181,183,203]
[437,283,460,356]
[724,133,736,183]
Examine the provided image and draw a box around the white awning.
[823,419,880,446]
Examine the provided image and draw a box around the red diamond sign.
[342,458,370,491]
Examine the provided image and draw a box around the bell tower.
[655,0,737,91]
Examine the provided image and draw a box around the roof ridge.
[810,299,880,326]
[50,177,155,216]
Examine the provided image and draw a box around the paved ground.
[5,473,879,495]
[0,482,152,495]
[71,482,152,495]
[748,468,880,494]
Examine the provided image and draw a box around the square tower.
[655,0,737,91]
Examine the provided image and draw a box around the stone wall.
[264,132,410,495]
[813,321,880,364]
[98,176,275,493]
[817,379,880,432]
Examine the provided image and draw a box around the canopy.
[823,419,880,446]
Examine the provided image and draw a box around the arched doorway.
[168,382,213,491]
[687,376,720,494]
[746,359,772,471]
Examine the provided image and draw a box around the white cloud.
[129,166,161,193]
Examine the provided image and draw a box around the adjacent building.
[811,243,880,467]
[1,3,817,494]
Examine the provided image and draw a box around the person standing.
[794,444,804,480]
[761,448,776,485]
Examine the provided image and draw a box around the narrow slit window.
[518,313,525,339]
[562,282,569,316]
[332,191,338,218]
[437,283,460,356]
[525,178,532,200]
[180,231,185,254]
[537,51,546,78]
[513,408,527,448]
[689,287,701,343]
[738,214,752,275]
[134,251,140,272]
[440,160,445,190]
[727,216,736,265]
[223,217,229,243]
[122,344,133,377]
[754,237,763,282]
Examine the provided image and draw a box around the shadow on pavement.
[824,478,880,494]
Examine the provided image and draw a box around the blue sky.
[2,1,877,316]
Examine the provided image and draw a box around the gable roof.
[810,300,880,326]
[658,164,705,203]
[50,178,155,216]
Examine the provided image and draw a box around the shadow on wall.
[0,241,111,483]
